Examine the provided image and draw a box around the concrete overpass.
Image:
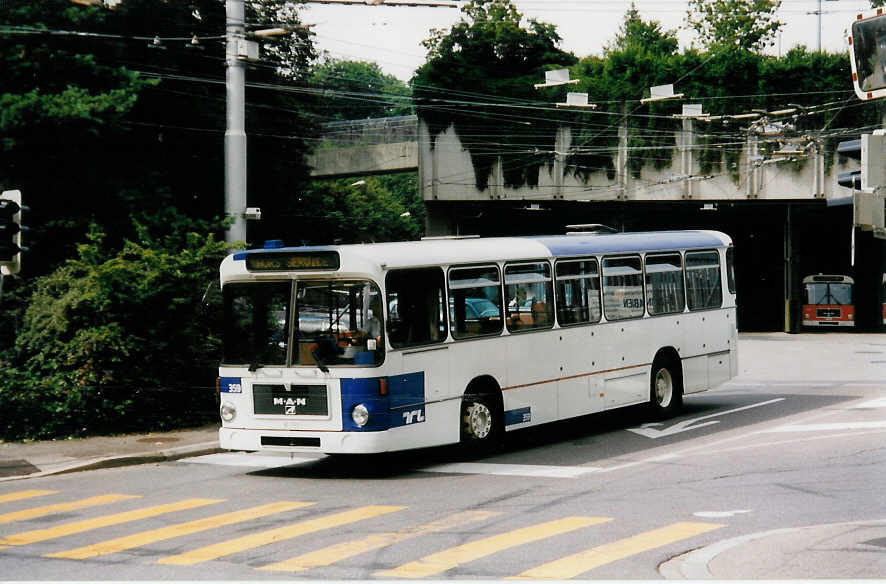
[305,114,884,333]
[308,116,418,179]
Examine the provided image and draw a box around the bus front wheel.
[649,357,683,419]
[461,390,502,450]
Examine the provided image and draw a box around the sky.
[300,0,873,81]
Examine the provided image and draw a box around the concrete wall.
[418,120,854,205]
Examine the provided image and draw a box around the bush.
[0,223,233,441]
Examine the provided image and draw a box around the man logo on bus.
[276,396,307,415]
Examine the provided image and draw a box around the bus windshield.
[805,282,852,305]
[223,279,384,368]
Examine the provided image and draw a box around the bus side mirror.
[850,10,886,100]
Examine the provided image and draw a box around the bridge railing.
[316,115,418,149]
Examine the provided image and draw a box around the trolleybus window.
[645,253,685,316]
[555,259,601,326]
[805,279,852,305]
[602,256,644,320]
[295,280,385,367]
[505,262,554,331]
[686,251,722,310]
[386,268,447,349]
[223,281,291,367]
[726,247,736,294]
[448,266,503,339]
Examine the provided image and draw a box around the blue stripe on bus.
[505,407,531,426]
[528,231,724,257]
[340,372,426,431]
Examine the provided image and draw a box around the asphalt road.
[1,333,885,579]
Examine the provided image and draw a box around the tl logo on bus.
[402,409,425,425]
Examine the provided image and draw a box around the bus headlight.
[220,401,237,423]
[351,404,370,427]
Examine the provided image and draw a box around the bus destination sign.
[246,251,340,271]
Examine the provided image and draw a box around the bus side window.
[385,267,447,349]
[555,258,600,326]
[505,262,554,332]
[686,251,723,310]
[448,266,503,339]
[602,256,644,320]
[645,253,684,316]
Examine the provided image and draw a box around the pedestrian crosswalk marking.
[513,521,724,579]
[0,494,141,526]
[375,516,612,579]
[258,510,498,573]
[0,490,58,505]
[45,501,313,560]
[157,505,405,566]
[0,498,221,546]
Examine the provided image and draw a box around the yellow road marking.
[158,505,405,566]
[45,501,313,560]
[376,516,612,579]
[0,498,222,546]
[0,494,140,525]
[0,490,58,505]
[260,510,498,573]
[514,521,725,579]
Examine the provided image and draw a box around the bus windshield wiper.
[248,362,263,372]
[310,349,330,373]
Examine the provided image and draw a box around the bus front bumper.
[219,426,414,455]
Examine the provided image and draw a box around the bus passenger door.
[557,326,598,417]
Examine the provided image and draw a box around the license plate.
[253,384,328,416]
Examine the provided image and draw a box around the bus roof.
[229,230,731,272]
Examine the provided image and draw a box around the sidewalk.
[660,519,886,578]
[0,424,221,482]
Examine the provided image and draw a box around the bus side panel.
[446,338,509,432]
[599,320,651,408]
[390,346,456,447]
[502,333,561,428]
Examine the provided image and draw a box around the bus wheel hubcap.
[655,369,673,407]
[465,402,492,439]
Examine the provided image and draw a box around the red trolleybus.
[802,275,855,328]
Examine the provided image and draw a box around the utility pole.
[223,0,456,245]
[225,0,247,244]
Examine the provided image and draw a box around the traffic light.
[837,139,863,190]
[849,9,886,100]
[0,190,24,276]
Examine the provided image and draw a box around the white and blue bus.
[217,230,737,454]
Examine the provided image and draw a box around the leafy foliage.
[413,0,577,190]
[310,59,413,120]
[290,175,422,245]
[0,215,233,440]
[686,0,783,53]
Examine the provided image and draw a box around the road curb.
[0,442,223,483]
[659,518,886,579]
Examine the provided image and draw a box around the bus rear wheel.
[649,358,682,419]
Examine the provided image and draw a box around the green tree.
[310,59,412,120]
[413,0,576,190]
[605,2,678,56]
[686,0,783,52]
[290,176,422,245]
